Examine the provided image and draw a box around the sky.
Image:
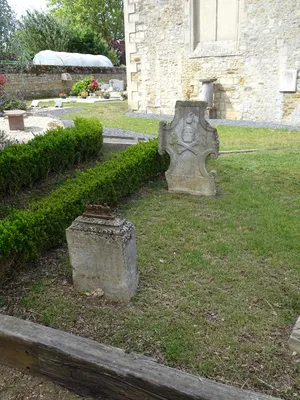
[7,0,48,18]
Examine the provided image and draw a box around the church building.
[124,0,300,124]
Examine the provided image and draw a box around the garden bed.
[0,114,63,143]
[1,148,299,399]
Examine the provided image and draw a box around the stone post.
[199,79,217,119]
[199,79,217,107]
[4,110,26,130]
[66,205,139,302]
[158,101,219,196]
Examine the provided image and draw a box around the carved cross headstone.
[158,101,219,196]
[109,79,124,91]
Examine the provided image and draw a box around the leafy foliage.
[67,28,119,64]
[70,76,102,96]
[108,39,125,65]
[17,10,72,57]
[0,140,168,275]
[15,11,119,64]
[0,130,17,150]
[0,0,16,59]
[48,0,124,41]
[0,74,8,94]
[0,117,103,194]
[0,91,27,116]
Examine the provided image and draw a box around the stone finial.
[83,204,116,220]
[158,101,219,196]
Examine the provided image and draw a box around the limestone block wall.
[124,0,300,125]
[4,66,127,99]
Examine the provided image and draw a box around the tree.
[68,28,119,64]
[14,11,119,64]
[47,0,124,41]
[17,10,71,56]
[0,0,16,58]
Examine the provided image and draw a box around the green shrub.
[0,140,168,280]
[0,117,103,195]
[0,92,27,116]
[70,76,103,96]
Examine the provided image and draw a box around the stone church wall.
[124,0,300,124]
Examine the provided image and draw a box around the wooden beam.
[289,316,300,354]
[0,314,280,400]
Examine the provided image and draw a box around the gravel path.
[34,108,156,139]
[0,115,64,144]
[33,105,300,137]
[125,111,300,131]
[36,106,300,140]
[34,107,81,118]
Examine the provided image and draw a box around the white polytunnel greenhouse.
[33,50,113,67]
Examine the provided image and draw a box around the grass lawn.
[2,148,300,399]
[37,100,300,151]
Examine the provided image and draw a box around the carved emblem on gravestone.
[158,101,219,196]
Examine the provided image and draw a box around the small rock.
[91,288,104,297]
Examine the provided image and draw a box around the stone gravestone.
[158,101,219,196]
[66,205,139,303]
[100,84,110,91]
[30,100,39,108]
[55,99,63,108]
[109,79,124,92]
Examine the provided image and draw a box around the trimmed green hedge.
[0,139,168,280]
[0,117,103,195]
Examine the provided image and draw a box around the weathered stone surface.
[66,216,139,302]
[159,101,219,196]
[4,110,26,131]
[288,317,300,354]
[124,0,300,125]
[279,70,298,93]
[30,100,39,108]
[55,99,63,108]
[109,79,124,91]
[199,79,217,107]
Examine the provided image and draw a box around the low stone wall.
[4,65,127,99]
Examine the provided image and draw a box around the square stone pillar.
[66,210,139,302]
[4,110,26,130]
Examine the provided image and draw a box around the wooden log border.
[0,314,280,400]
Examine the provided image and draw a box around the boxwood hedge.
[0,117,103,195]
[0,139,168,281]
